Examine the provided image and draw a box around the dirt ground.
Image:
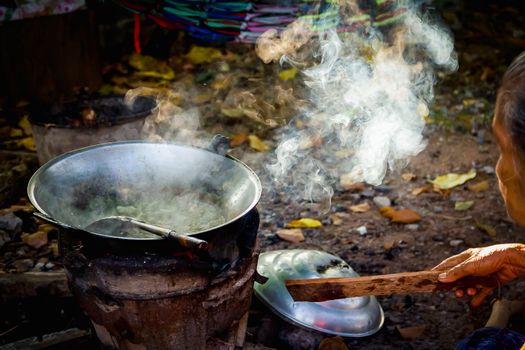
[242,131,525,350]
[2,1,525,349]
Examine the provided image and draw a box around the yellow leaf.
[19,137,36,151]
[248,135,270,152]
[276,229,305,243]
[430,169,476,190]
[287,218,322,228]
[128,54,175,80]
[185,46,223,65]
[9,128,23,137]
[18,115,32,136]
[454,200,474,211]
[278,67,298,81]
[476,223,496,237]
[468,180,489,192]
[350,202,371,213]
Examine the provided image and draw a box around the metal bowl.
[254,249,384,337]
[27,141,262,241]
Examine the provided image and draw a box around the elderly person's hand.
[433,243,525,308]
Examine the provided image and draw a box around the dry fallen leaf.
[454,200,474,211]
[287,218,322,228]
[379,206,396,219]
[412,184,431,196]
[248,135,270,152]
[401,173,417,181]
[276,229,305,243]
[383,233,415,250]
[430,169,476,190]
[21,231,48,249]
[380,207,421,223]
[391,209,422,224]
[468,180,489,192]
[396,325,426,340]
[350,202,371,213]
[192,94,212,105]
[221,107,245,118]
[330,214,344,226]
[476,223,496,237]
[318,336,349,350]
[339,177,366,192]
[229,133,248,147]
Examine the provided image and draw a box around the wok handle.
[33,212,74,229]
[33,212,59,225]
[208,134,230,156]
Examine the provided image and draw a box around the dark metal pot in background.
[29,95,156,164]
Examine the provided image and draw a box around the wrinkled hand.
[432,243,525,308]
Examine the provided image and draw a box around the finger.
[455,289,465,298]
[470,288,493,308]
[433,250,472,271]
[439,257,479,282]
[466,288,478,296]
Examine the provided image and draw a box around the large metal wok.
[27,140,262,257]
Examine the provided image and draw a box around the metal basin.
[27,141,262,241]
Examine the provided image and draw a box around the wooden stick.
[0,271,70,303]
[285,270,498,302]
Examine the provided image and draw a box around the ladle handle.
[127,219,209,252]
[166,231,209,251]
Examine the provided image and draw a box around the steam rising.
[258,3,457,209]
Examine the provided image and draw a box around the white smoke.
[260,3,457,210]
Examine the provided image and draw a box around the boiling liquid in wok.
[102,193,226,238]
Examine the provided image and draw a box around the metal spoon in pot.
[85,216,209,252]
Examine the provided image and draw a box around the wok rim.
[27,140,262,241]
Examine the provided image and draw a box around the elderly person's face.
[493,110,525,226]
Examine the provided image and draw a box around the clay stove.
[60,209,260,350]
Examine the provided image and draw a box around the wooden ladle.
[285,270,499,302]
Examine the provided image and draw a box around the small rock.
[434,206,443,213]
[375,185,393,193]
[0,230,10,249]
[0,213,23,236]
[356,226,368,236]
[45,262,55,269]
[361,189,375,198]
[13,259,34,272]
[432,234,445,241]
[373,196,391,208]
[34,262,45,270]
[406,224,419,231]
[449,239,464,247]
[482,165,495,175]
